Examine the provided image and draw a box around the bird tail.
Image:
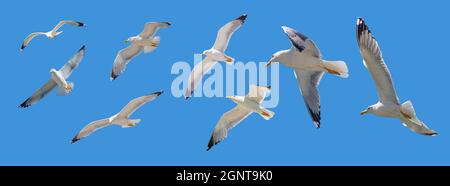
[57,82,74,96]
[400,100,417,119]
[144,36,160,53]
[323,60,349,78]
[259,109,275,120]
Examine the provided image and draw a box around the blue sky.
[1,0,449,165]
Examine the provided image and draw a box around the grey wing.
[357,18,399,105]
[60,45,86,79]
[282,26,321,58]
[71,118,111,143]
[207,106,252,151]
[212,14,247,52]
[52,20,85,32]
[294,69,324,128]
[19,79,57,108]
[401,117,438,136]
[117,91,163,118]
[184,59,218,99]
[111,44,143,80]
[20,32,46,51]
[247,84,270,103]
[138,22,171,39]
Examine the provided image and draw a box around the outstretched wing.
[139,22,171,39]
[117,91,163,118]
[71,118,111,143]
[282,26,321,58]
[294,69,324,128]
[52,20,85,32]
[184,59,218,99]
[60,45,86,79]
[110,44,143,80]
[19,79,57,108]
[212,14,247,52]
[20,32,46,51]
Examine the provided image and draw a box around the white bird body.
[357,18,437,136]
[207,85,273,151]
[185,14,247,99]
[71,91,163,143]
[267,26,348,128]
[20,46,85,108]
[20,20,85,51]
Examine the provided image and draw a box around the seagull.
[110,22,172,80]
[20,20,85,51]
[356,18,437,136]
[207,84,273,151]
[185,14,247,99]
[71,91,163,143]
[19,45,86,108]
[266,26,349,128]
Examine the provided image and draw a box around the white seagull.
[207,84,274,151]
[185,14,247,99]
[267,26,349,128]
[71,91,163,143]
[356,18,437,136]
[19,45,86,108]
[20,20,85,51]
[110,22,171,80]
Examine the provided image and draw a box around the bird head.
[360,106,374,116]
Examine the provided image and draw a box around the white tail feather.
[259,109,275,120]
[57,82,74,96]
[323,60,349,78]
[144,36,160,53]
[401,100,416,119]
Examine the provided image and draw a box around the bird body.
[356,18,437,136]
[20,20,85,51]
[267,26,348,128]
[71,91,163,143]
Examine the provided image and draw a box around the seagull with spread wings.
[110,22,171,80]
[185,14,247,99]
[71,91,163,143]
[266,26,349,128]
[207,84,273,151]
[356,18,437,136]
[20,20,85,51]
[19,45,86,108]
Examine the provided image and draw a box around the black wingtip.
[79,45,86,51]
[155,90,164,96]
[266,85,272,90]
[20,44,26,51]
[77,22,86,27]
[165,22,172,26]
[71,136,80,144]
[357,17,371,41]
[236,14,247,23]
[19,99,30,108]
[110,71,118,81]
[207,136,215,151]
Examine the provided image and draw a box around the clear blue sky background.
[1,0,448,165]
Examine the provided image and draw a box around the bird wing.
[185,59,218,99]
[52,20,85,32]
[212,14,247,52]
[282,26,321,58]
[247,84,270,103]
[110,44,143,80]
[294,69,324,128]
[59,45,86,79]
[117,91,163,118]
[20,32,46,51]
[19,79,57,108]
[71,118,111,143]
[138,22,171,39]
[401,117,438,136]
[207,106,252,150]
[356,18,399,105]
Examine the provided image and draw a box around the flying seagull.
[20,20,85,51]
[356,18,437,136]
[185,14,247,99]
[207,84,273,151]
[110,22,172,80]
[266,26,349,128]
[19,45,86,108]
[71,91,163,143]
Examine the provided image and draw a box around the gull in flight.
[110,22,172,80]
[71,91,163,143]
[185,14,247,99]
[20,20,85,51]
[207,84,274,151]
[19,45,86,108]
[267,26,349,128]
[356,18,437,136]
